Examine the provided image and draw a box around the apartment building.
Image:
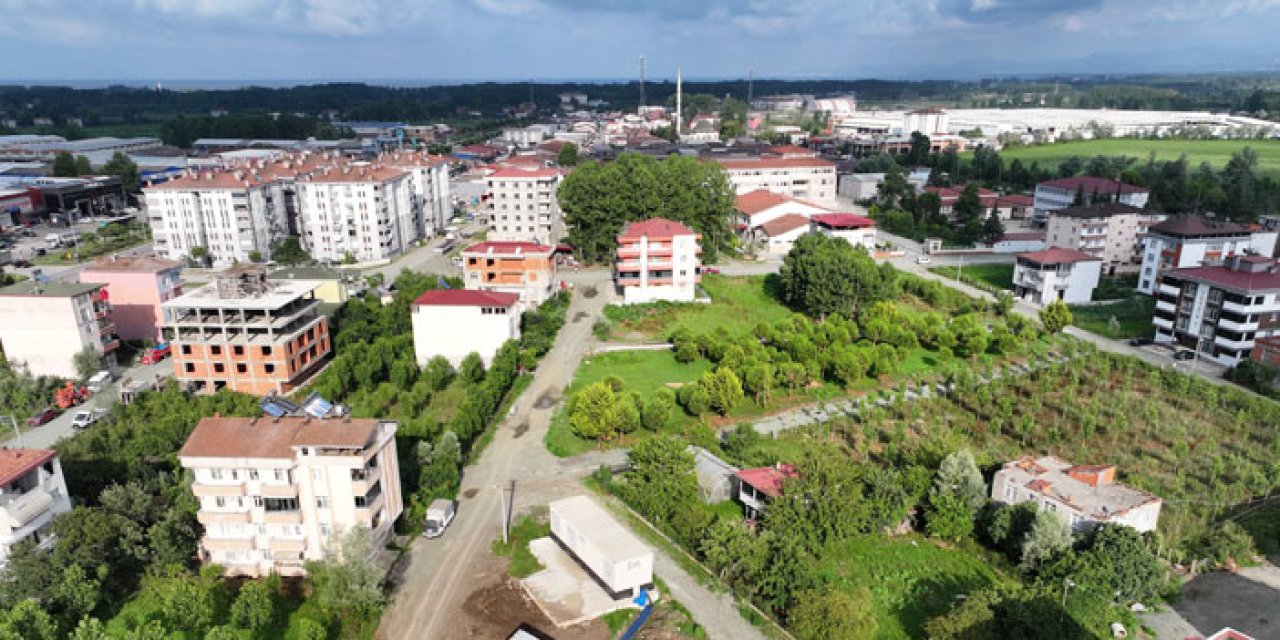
[462,241,557,306]
[380,152,452,236]
[1137,216,1259,294]
[79,256,183,342]
[714,155,837,207]
[616,218,702,304]
[295,164,417,264]
[178,416,403,577]
[1152,255,1280,366]
[411,289,521,367]
[0,449,72,565]
[992,456,1162,533]
[1033,177,1149,223]
[1045,202,1166,275]
[0,281,118,378]
[145,170,286,267]
[163,266,331,395]
[485,167,564,245]
[1013,248,1103,305]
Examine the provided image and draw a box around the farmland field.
[988,139,1280,176]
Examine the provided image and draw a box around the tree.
[1043,524,1168,603]
[700,368,744,416]
[1039,299,1073,334]
[305,527,386,618]
[932,449,987,512]
[154,570,220,635]
[1019,509,1072,572]
[926,492,975,540]
[101,151,140,192]
[290,618,329,640]
[73,345,101,380]
[269,236,308,265]
[556,142,579,167]
[906,131,932,166]
[620,436,700,530]
[789,587,877,640]
[69,617,109,640]
[779,233,896,319]
[230,580,276,631]
[641,388,675,431]
[569,381,619,442]
[52,152,79,177]
[877,163,913,209]
[994,291,1014,316]
[458,353,486,385]
[74,155,93,176]
[0,599,58,640]
[953,183,983,224]
[616,391,641,434]
[422,356,455,391]
[247,250,263,263]
[980,213,1005,246]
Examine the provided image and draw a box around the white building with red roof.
[1153,255,1280,366]
[713,154,837,206]
[1013,247,1103,305]
[735,463,798,520]
[616,218,702,304]
[411,289,522,367]
[461,240,558,306]
[734,189,832,230]
[1033,176,1150,223]
[485,166,564,246]
[810,213,877,251]
[0,448,72,564]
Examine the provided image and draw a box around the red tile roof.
[736,464,799,499]
[619,218,698,239]
[0,449,56,487]
[811,213,875,230]
[715,157,835,170]
[179,417,381,460]
[412,289,520,307]
[735,189,792,215]
[758,213,812,237]
[997,194,1034,206]
[462,241,555,256]
[487,167,562,179]
[1018,247,1102,265]
[1039,176,1147,194]
[1166,263,1280,292]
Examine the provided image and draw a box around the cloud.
[472,0,543,15]
[936,0,1102,22]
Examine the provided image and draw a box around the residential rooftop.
[81,255,182,273]
[811,213,876,230]
[1039,176,1148,194]
[619,217,699,240]
[0,449,57,487]
[736,464,799,499]
[998,456,1161,522]
[759,213,812,236]
[1017,247,1102,266]
[1148,215,1251,238]
[179,416,387,460]
[412,289,520,308]
[462,241,555,256]
[163,279,320,311]
[1047,202,1150,219]
[0,280,102,298]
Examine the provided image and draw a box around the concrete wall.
[412,304,520,367]
[0,293,98,378]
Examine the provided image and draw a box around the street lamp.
[1060,577,1076,623]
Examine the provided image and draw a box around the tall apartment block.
[382,152,452,235]
[79,256,183,342]
[615,218,702,304]
[1153,255,1280,366]
[162,266,330,395]
[145,171,286,267]
[0,449,73,565]
[295,165,416,263]
[485,167,564,245]
[461,241,557,306]
[179,416,403,577]
[1045,202,1166,275]
[0,281,119,378]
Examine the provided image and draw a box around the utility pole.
[2,415,20,448]
[496,480,515,544]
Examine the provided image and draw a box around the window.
[215,497,226,508]
[233,345,244,356]
[316,496,329,509]
[257,523,267,536]
[273,469,284,482]
[264,363,275,374]
[211,345,222,356]
[253,496,264,508]
[210,469,223,480]
[184,363,195,373]
[181,344,192,355]
[320,524,332,538]
[213,363,225,373]
[236,363,247,374]
[248,469,259,481]
[261,345,273,356]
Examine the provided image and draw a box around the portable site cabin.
[548,495,654,598]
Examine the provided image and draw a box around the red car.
[702,266,721,275]
[26,407,59,427]
[140,343,171,365]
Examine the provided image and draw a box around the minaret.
[639,54,646,109]
[676,66,683,137]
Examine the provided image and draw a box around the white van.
[424,499,456,538]
[87,370,113,392]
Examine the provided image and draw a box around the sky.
[1,0,1279,84]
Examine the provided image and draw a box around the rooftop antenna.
[638,54,646,109]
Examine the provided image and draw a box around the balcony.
[1158,282,1180,297]
[1155,300,1176,313]
[197,510,252,525]
[0,487,57,528]
[192,482,246,498]
[258,483,298,499]
[1152,316,1173,330]
[263,509,303,525]
[1222,300,1251,315]
[1218,317,1259,332]
[351,466,383,496]
[1215,334,1253,350]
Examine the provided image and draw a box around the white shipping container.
[548,495,654,596]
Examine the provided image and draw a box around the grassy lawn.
[1235,503,1280,563]
[928,264,1013,294]
[988,139,1280,177]
[491,513,551,579]
[1069,295,1156,339]
[602,274,793,341]
[33,222,151,266]
[822,535,1008,639]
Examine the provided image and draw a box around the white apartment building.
[0,449,73,565]
[381,152,452,235]
[1033,177,1149,223]
[1013,248,1103,305]
[295,165,417,264]
[714,156,837,207]
[411,289,522,367]
[178,416,403,577]
[1138,216,1264,294]
[616,218,702,304]
[485,168,564,245]
[0,281,119,378]
[1045,202,1166,275]
[146,171,285,267]
[992,456,1162,533]
[1152,255,1280,366]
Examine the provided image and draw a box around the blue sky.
[1,0,1278,83]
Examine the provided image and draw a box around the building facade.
[1152,256,1280,366]
[0,449,72,565]
[146,171,285,267]
[992,456,1162,533]
[1045,203,1166,275]
[381,152,451,236]
[616,218,702,304]
[79,256,183,342]
[1013,248,1103,305]
[163,266,331,395]
[1138,216,1258,295]
[0,281,118,378]
[734,464,798,520]
[1033,177,1149,223]
[485,168,564,245]
[178,416,403,577]
[411,289,522,367]
[461,241,557,306]
[295,165,417,264]
[715,156,837,207]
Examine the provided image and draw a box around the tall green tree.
[101,152,140,192]
[568,381,620,442]
[73,155,93,175]
[52,152,79,177]
[1019,509,1072,572]
[789,587,878,640]
[778,233,897,319]
[1039,299,1073,334]
[556,142,579,167]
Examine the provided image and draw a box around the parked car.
[26,407,59,427]
[1129,336,1154,347]
[71,409,101,430]
[1173,349,1196,361]
[140,343,172,365]
[424,499,457,538]
[915,255,932,264]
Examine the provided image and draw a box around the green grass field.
[928,264,1013,294]
[821,535,1008,639]
[991,139,1280,176]
[1069,295,1157,339]
[602,275,794,341]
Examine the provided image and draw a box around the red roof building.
[616,218,702,304]
[735,463,799,520]
[412,289,520,308]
